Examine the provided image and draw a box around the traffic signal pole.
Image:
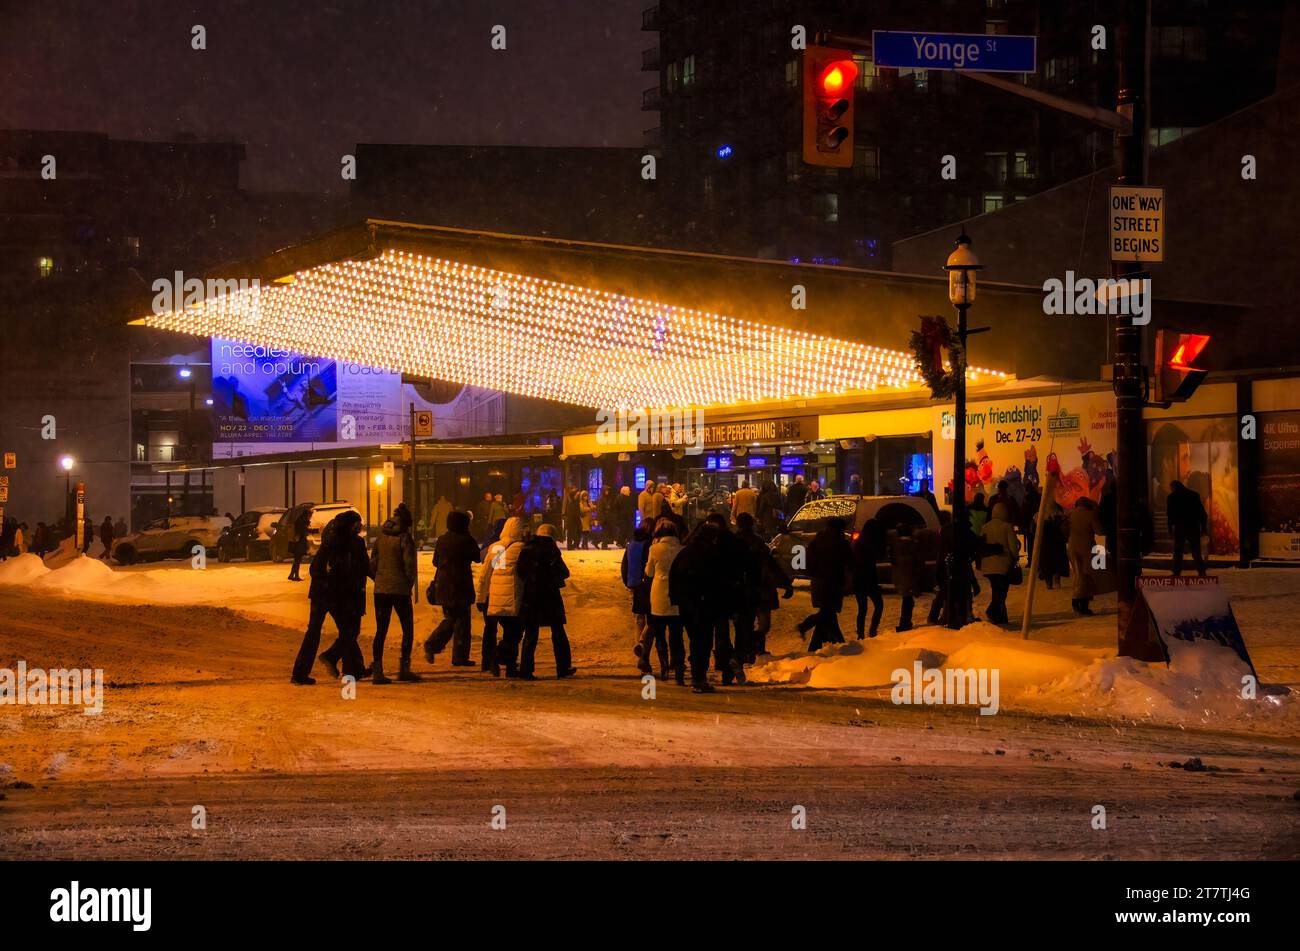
[1113,0,1151,655]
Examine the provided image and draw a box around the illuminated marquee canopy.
[139,249,1008,409]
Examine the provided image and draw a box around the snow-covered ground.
[2,546,1296,733]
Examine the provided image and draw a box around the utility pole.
[1113,0,1151,654]
[948,300,972,629]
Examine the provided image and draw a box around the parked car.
[216,507,287,562]
[268,501,365,562]
[111,515,232,565]
[770,495,941,586]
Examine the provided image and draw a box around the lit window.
[985,20,1009,35]
[785,58,800,89]
[982,192,1005,213]
[898,67,928,92]
[38,255,54,278]
[1012,150,1035,180]
[125,236,141,258]
[815,193,839,223]
[852,54,879,91]
[682,54,696,87]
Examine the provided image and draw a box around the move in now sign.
[1110,186,1165,263]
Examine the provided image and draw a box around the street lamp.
[943,230,982,629]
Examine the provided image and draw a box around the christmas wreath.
[909,315,965,400]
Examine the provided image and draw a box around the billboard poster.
[211,339,338,442]
[932,390,1118,511]
[1258,410,1300,559]
[209,338,506,458]
[1147,415,1240,556]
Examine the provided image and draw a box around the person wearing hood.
[516,523,576,679]
[979,502,1020,625]
[481,516,529,677]
[621,521,654,658]
[368,502,420,684]
[292,511,369,684]
[734,512,793,663]
[667,521,725,693]
[425,509,482,668]
[641,519,683,682]
[800,516,852,650]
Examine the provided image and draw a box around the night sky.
[0,0,649,192]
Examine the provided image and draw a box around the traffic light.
[802,47,858,168]
[1153,330,1211,403]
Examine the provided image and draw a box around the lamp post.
[60,455,75,528]
[943,230,981,630]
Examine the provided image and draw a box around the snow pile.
[29,554,118,592]
[0,553,51,585]
[1022,637,1292,730]
[749,622,1297,732]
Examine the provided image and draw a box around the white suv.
[111,515,232,565]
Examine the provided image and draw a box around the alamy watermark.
[1042,271,1150,325]
[595,407,705,455]
[1,661,104,715]
[891,661,1000,715]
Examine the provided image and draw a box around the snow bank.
[0,553,51,584]
[749,622,1297,732]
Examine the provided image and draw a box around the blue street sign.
[872,30,1036,74]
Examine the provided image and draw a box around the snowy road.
[1,552,1298,858]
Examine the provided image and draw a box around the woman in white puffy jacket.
[484,517,529,677]
[641,520,686,685]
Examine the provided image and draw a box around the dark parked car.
[268,501,364,562]
[216,507,286,562]
[770,495,941,586]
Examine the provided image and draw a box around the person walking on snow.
[1166,479,1208,578]
[482,516,529,678]
[291,511,369,684]
[286,505,310,581]
[979,502,1020,625]
[641,519,683,682]
[368,502,420,684]
[516,523,576,679]
[425,509,482,668]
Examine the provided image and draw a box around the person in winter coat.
[730,478,758,522]
[596,486,616,549]
[637,481,662,529]
[703,513,747,684]
[14,522,27,555]
[291,511,369,684]
[800,516,853,650]
[471,516,508,672]
[621,522,654,660]
[286,505,311,581]
[113,516,128,539]
[641,520,683,682]
[734,512,793,663]
[1067,497,1103,614]
[1166,480,1208,578]
[563,488,583,550]
[852,517,885,638]
[578,490,595,548]
[887,522,925,631]
[424,509,482,668]
[988,481,1021,532]
[613,486,634,546]
[785,476,808,517]
[430,495,453,542]
[368,503,419,684]
[481,516,529,677]
[979,502,1020,625]
[667,521,726,693]
[516,523,575,679]
[542,489,562,530]
[98,516,115,561]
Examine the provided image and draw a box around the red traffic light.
[1154,330,1211,403]
[816,59,858,98]
[1167,333,1210,368]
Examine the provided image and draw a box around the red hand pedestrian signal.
[802,48,857,167]
[1154,331,1211,403]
